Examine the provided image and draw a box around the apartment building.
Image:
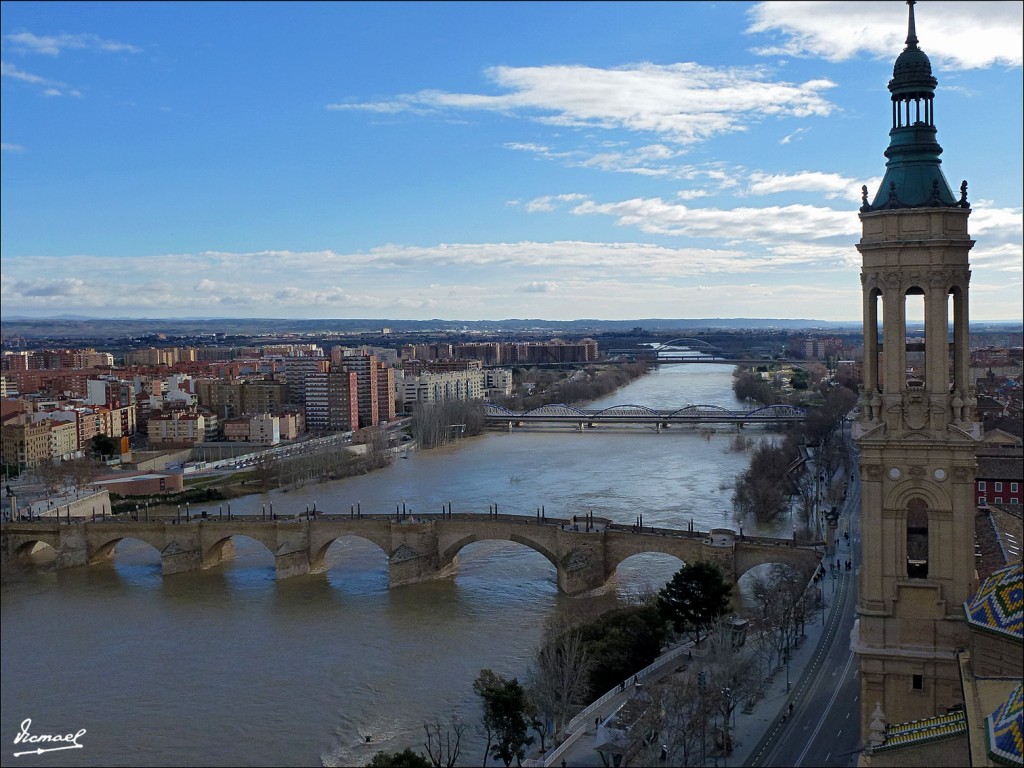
[48,419,79,461]
[401,368,485,407]
[340,355,380,429]
[484,368,513,398]
[282,355,329,407]
[305,370,360,432]
[0,417,52,468]
[147,409,215,447]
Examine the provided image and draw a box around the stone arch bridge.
[1,515,823,595]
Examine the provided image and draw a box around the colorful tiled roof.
[964,560,1023,642]
[875,711,967,752]
[986,683,1024,767]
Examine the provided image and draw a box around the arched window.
[906,498,929,579]
[904,289,925,387]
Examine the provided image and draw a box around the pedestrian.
[788,702,794,715]
[595,716,600,728]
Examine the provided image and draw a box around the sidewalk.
[535,563,852,767]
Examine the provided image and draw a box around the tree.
[577,604,667,699]
[617,671,715,767]
[524,616,592,739]
[473,669,535,768]
[658,562,732,644]
[422,716,465,768]
[90,433,120,459]
[701,618,762,756]
[366,748,432,768]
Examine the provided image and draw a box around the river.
[0,364,786,767]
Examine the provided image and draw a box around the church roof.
[874,711,967,752]
[986,682,1024,767]
[964,560,1024,642]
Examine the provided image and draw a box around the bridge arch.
[89,531,167,564]
[309,533,390,573]
[654,338,721,351]
[438,532,559,572]
[666,404,732,418]
[11,538,58,560]
[203,533,276,568]
[732,545,821,585]
[611,551,687,596]
[591,404,659,418]
[90,535,164,564]
[522,403,588,418]
[746,404,807,419]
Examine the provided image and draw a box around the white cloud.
[330,62,837,146]
[523,194,589,213]
[1,142,25,152]
[747,1,1023,69]
[748,171,884,203]
[572,197,859,245]
[1,59,79,96]
[967,206,1023,238]
[516,281,558,294]
[970,243,1024,273]
[4,31,141,56]
[1,60,55,85]
[779,127,810,145]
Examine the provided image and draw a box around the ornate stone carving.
[870,391,882,422]
[950,390,964,423]
[908,465,926,478]
[866,465,883,479]
[903,393,928,430]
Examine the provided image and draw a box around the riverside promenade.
[527,556,854,768]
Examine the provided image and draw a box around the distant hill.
[0,316,864,340]
[1,315,1019,341]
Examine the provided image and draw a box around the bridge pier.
[556,533,607,595]
[56,526,89,569]
[275,549,311,579]
[389,550,441,587]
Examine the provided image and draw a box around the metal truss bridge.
[484,402,807,428]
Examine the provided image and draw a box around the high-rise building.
[341,355,381,429]
[851,1,980,742]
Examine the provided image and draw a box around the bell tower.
[852,0,980,742]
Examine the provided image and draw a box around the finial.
[959,180,969,208]
[905,1,919,49]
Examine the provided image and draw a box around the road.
[747,450,863,768]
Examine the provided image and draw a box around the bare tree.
[701,619,761,757]
[422,716,466,768]
[525,617,592,738]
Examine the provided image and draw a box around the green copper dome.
[862,1,968,212]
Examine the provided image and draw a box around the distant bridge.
[2,514,822,596]
[485,403,807,429]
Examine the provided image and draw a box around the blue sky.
[1,1,1021,322]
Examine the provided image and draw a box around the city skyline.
[1,1,1021,322]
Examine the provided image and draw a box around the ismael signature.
[13,719,87,757]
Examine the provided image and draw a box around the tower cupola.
[862,0,966,212]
